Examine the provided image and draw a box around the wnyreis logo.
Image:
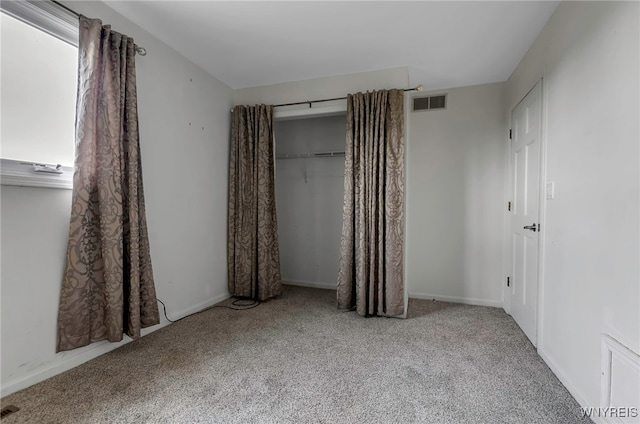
[580,407,639,419]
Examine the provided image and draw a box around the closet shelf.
[276,151,345,160]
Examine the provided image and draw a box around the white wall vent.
[413,94,447,112]
[600,334,640,423]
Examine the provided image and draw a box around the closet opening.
[273,113,347,291]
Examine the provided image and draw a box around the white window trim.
[1,1,78,190]
[1,0,78,47]
[1,159,74,190]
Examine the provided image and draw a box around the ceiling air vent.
[413,94,447,112]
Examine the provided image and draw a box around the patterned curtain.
[228,105,282,300]
[337,89,405,317]
[57,16,159,352]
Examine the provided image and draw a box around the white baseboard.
[283,279,336,290]
[1,291,231,398]
[409,292,503,308]
[162,291,232,322]
[282,285,503,308]
[538,346,606,424]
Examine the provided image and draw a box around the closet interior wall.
[274,114,346,290]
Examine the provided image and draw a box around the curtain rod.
[51,0,147,56]
[231,84,423,112]
[275,84,423,108]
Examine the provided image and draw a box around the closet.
[273,114,347,289]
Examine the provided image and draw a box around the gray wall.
[239,69,506,308]
[274,115,346,288]
[406,83,506,307]
[505,0,639,409]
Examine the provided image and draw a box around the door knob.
[523,224,538,232]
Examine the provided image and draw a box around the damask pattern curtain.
[57,16,159,352]
[228,105,282,300]
[337,89,405,317]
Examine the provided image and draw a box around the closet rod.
[51,0,147,55]
[276,151,345,160]
[231,84,423,112]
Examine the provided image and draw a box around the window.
[1,1,78,189]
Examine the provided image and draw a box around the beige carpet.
[1,285,591,423]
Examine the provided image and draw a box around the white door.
[510,81,542,346]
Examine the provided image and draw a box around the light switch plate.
[546,182,555,199]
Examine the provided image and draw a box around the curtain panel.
[337,89,405,317]
[228,105,282,301]
[57,16,159,352]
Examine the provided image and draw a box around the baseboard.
[162,291,232,322]
[283,284,502,310]
[1,324,169,398]
[538,346,605,424]
[1,291,231,398]
[283,279,336,290]
[409,292,503,308]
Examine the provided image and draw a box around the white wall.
[236,68,410,292]
[235,67,409,108]
[238,68,506,308]
[0,0,234,396]
[274,115,346,289]
[406,83,506,307]
[506,0,639,412]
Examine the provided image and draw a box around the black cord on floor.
[157,297,260,323]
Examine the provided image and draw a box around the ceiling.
[103,1,559,91]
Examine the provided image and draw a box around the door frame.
[503,78,548,349]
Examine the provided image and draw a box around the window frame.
[1,0,78,47]
[1,0,78,190]
[1,159,74,190]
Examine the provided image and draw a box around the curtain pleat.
[228,105,282,301]
[337,89,405,317]
[56,16,159,352]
